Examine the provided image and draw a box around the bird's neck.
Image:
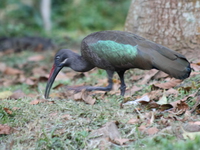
[70,55,94,72]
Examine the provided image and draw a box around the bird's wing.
[88,40,138,66]
[82,31,140,68]
[83,30,186,61]
[82,31,190,79]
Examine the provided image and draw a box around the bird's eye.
[56,56,60,60]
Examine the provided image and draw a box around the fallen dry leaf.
[4,67,23,75]
[27,55,44,62]
[138,125,147,132]
[25,78,35,86]
[190,72,200,78]
[0,124,13,135]
[142,111,156,126]
[32,67,47,76]
[30,99,48,105]
[180,86,193,93]
[157,117,170,126]
[165,88,179,97]
[183,110,192,120]
[159,104,173,111]
[38,76,48,82]
[191,63,200,71]
[153,71,169,80]
[183,123,200,132]
[61,90,76,99]
[189,121,200,126]
[61,114,72,120]
[127,118,141,124]
[170,93,195,110]
[73,90,96,105]
[9,90,26,99]
[27,93,38,98]
[53,83,65,89]
[55,71,68,81]
[17,74,26,83]
[152,79,182,89]
[139,100,160,110]
[90,121,120,140]
[73,92,82,101]
[73,73,85,80]
[88,121,121,149]
[82,91,96,105]
[4,108,12,114]
[195,104,200,115]
[125,85,143,96]
[174,101,189,115]
[30,99,40,105]
[182,126,200,140]
[0,79,14,87]
[190,96,200,113]
[111,138,130,145]
[140,69,159,85]
[49,92,65,99]
[64,71,79,79]
[132,74,143,81]
[181,93,196,101]
[147,90,163,101]
[146,127,159,135]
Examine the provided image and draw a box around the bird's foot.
[119,85,126,96]
[66,85,112,93]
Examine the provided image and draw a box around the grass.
[0,50,200,150]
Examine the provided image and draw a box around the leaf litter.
[0,124,13,135]
[88,121,131,148]
[73,90,96,105]
[1,50,200,149]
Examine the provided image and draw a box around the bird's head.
[54,49,73,67]
[45,49,72,99]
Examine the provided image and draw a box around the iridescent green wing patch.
[89,40,138,65]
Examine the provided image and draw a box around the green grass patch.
[0,50,200,149]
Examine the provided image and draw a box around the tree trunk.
[125,0,200,60]
[40,0,52,32]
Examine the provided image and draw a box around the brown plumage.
[45,31,191,98]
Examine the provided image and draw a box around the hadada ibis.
[45,30,191,98]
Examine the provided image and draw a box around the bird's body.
[81,31,189,78]
[45,30,191,98]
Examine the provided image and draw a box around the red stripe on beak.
[48,64,55,80]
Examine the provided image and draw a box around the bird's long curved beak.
[45,64,63,99]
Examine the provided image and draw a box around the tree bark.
[40,0,52,32]
[125,0,200,60]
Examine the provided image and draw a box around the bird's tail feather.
[152,55,191,80]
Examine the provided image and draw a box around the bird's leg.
[117,70,126,96]
[85,70,114,92]
[66,70,114,92]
